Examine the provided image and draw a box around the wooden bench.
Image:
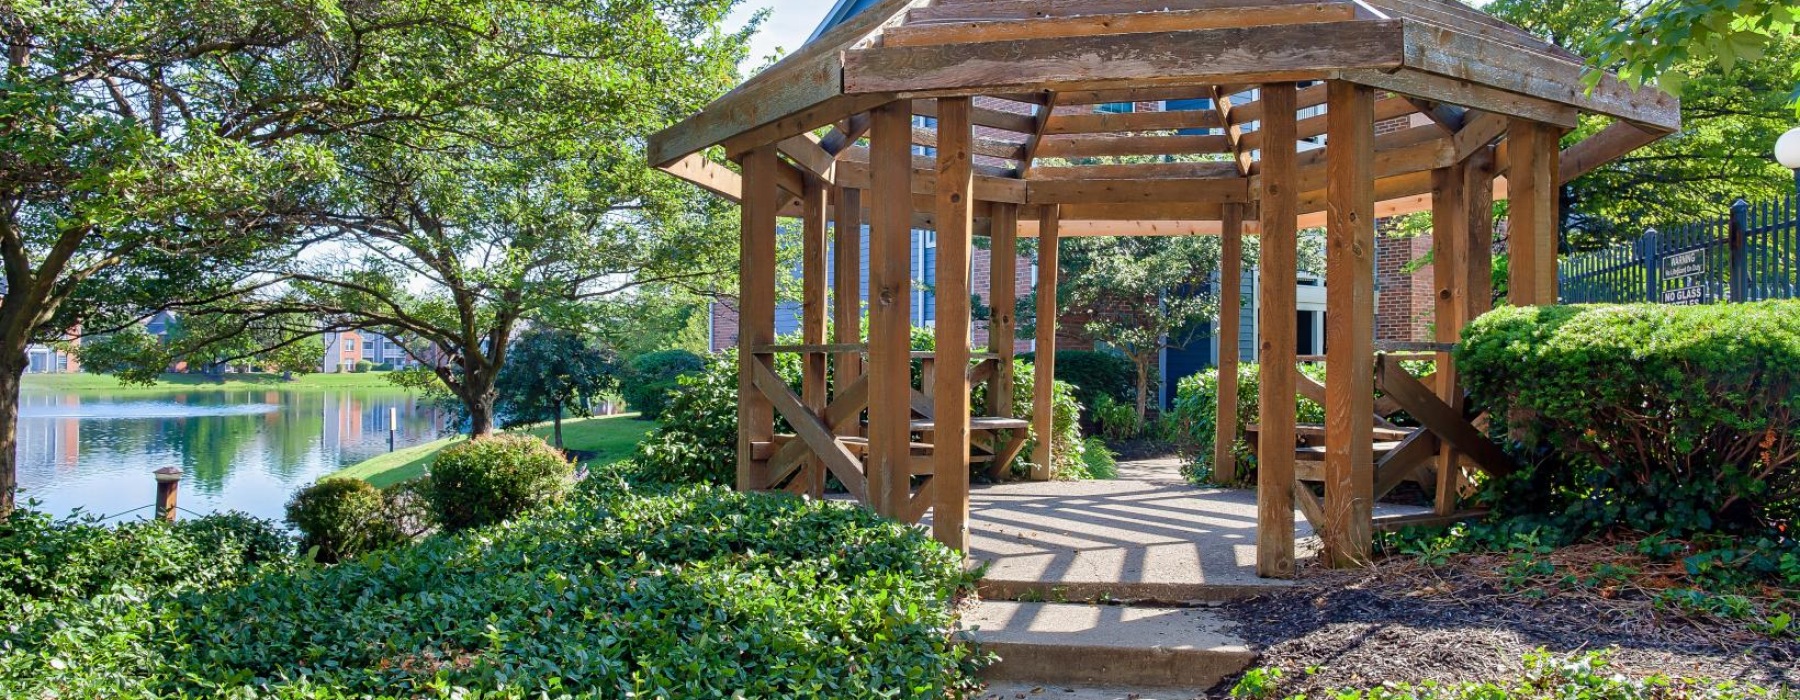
[1246,423,1413,442]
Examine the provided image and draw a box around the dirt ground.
[1217,559,1800,697]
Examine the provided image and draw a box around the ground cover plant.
[0,479,985,698]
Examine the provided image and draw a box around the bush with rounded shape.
[1165,362,1326,485]
[1020,349,1135,409]
[427,434,573,530]
[284,478,407,563]
[1459,301,1800,535]
[621,349,705,420]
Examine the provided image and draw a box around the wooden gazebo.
[646,0,1678,577]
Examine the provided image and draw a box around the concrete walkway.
[965,455,1429,602]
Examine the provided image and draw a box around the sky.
[725,0,840,67]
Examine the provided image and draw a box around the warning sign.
[1660,249,1706,306]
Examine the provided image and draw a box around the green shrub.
[977,359,1088,479]
[427,433,573,531]
[622,348,705,420]
[1091,393,1144,440]
[0,482,987,698]
[1070,436,1120,480]
[633,350,758,486]
[1165,362,1326,484]
[1019,349,1136,408]
[0,509,290,608]
[285,478,409,562]
[1459,301,1800,536]
[352,359,374,373]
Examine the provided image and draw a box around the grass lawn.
[331,413,656,488]
[22,371,403,393]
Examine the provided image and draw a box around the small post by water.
[153,467,183,522]
[389,407,398,452]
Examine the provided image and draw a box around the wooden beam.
[737,146,780,491]
[989,203,1021,438]
[868,101,914,518]
[1035,133,1232,159]
[1031,161,1240,181]
[933,97,976,550]
[1228,82,1327,125]
[888,2,1357,47]
[800,177,830,497]
[1451,111,1508,164]
[1020,91,1060,178]
[913,98,1038,134]
[1465,147,1496,316]
[1506,120,1557,305]
[1056,84,1221,106]
[1430,161,1467,516]
[833,187,864,407]
[1031,205,1061,481]
[909,0,1352,22]
[845,22,1405,95]
[645,0,923,166]
[1559,120,1665,184]
[1338,67,1579,129]
[1239,95,1416,150]
[661,153,743,201]
[1214,203,1246,483]
[1256,82,1299,580]
[1043,108,1223,135]
[1323,81,1376,568]
[781,133,837,181]
[1212,86,1252,176]
[823,112,872,158]
[911,125,1028,162]
[1026,177,1251,205]
[1399,22,1681,132]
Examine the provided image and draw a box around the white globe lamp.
[1777,127,1800,193]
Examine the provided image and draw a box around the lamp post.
[1777,127,1800,194]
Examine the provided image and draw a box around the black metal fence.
[1559,193,1800,305]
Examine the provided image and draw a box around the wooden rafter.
[1018,90,1060,178]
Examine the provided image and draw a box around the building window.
[1096,102,1133,114]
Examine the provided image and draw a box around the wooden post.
[154,467,182,522]
[1030,204,1061,481]
[868,100,914,518]
[1507,121,1558,305]
[833,186,864,410]
[1256,82,1299,579]
[800,176,829,497]
[1431,162,1468,516]
[1466,148,1496,318]
[989,203,1020,417]
[736,145,779,492]
[1323,80,1376,568]
[1213,203,1246,483]
[933,96,975,550]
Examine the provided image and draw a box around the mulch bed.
[1216,552,1800,697]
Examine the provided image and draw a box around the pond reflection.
[15,387,446,522]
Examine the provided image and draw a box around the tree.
[0,0,522,517]
[494,328,619,449]
[1586,0,1798,113]
[1484,0,1799,247]
[1021,235,1249,423]
[76,312,323,382]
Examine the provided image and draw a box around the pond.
[15,379,448,522]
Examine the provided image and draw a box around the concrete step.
[965,600,1255,690]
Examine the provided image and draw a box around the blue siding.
[769,225,934,337]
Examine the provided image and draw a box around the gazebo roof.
[648,0,1679,236]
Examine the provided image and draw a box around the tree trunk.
[0,354,23,520]
[467,394,496,437]
[552,399,564,450]
[1134,356,1152,424]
